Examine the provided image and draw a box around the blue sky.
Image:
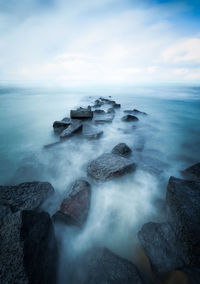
[0,0,200,84]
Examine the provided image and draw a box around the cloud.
[0,0,200,84]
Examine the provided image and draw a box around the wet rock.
[122,115,139,122]
[93,99,104,108]
[60,119,82,139]
[87,153,136,181]
[0,210,58,284]
[0,182,54,213]
[0,204,12,224]
[112,143,132,157]
[82,125,103,139]
[113,103,121,108]
[70,108,93,120]
[21,210,58,284]
[80,248,144,284]
[166,177,200,265]
[53,179,91,226]
[53,120,70,129]
[94,109,106,114]
[138,222,186,274]
[181,162,200,181]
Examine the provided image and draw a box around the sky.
[0,0,200,85]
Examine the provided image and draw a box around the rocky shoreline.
[0,96,199,283]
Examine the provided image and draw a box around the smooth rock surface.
[60,119,82,139]
[112,143,132,157]
[0,182,54,213]
[87,153,136,181]
[70,109,93,119]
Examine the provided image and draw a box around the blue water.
[0,84,200,267]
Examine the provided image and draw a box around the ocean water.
[0,84,200,281]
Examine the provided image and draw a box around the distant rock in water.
[107,107,115,113]
[77,248,143,284]
[181,162,200,181]
[70,108,93,120]
[124,109,147,115]
[0,182,54,213]
[0,210,58,284]
[53,179,91,226]
[60,119,82,139]
[112,143,132,157]
[93,109,106,114]
[87,153,136,181]
[122,115,139,122]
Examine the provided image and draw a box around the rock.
[0,204,12,224]
[60,119,82,139]
[0,182,54,213]
[113,103,121,108]
[138,222,186,274]
[53,118,71,134]
[124,109,147,115]
[82,125,103,139]
[181,267,200,284]
[107,107,115,113]
[181,163,200,181]
[112,143,132,157]
[166,177,200,266]
[87,153,136,181]
[53,179,91,226]
[0,210,58,284]
[93,99,104,108]
[79,248,144,284]
[94,109,106,114]
[122,115,139,122]
[70,109,93,120]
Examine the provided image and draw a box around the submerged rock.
[53,179,91,226]
[124,109,147,115]
[0,210,58,284]
[122,115,139,122]
[60,119,82,139]
[87,153,136,181]
[70,108,93,120]
[181,162,200,181]
[0,182,54,213]
[80,248,144,284]
[82,125,103,139]
[112,143,132,157]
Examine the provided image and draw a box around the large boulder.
[181,163,200,181]
[60,119,82,139]
[87,153,136,181]
[53,119,71,134]
[0,182,54,213]
[79,248,144,284]
[166,177,200,265]
[0,210,58,284]
[53,179,91,226]
[94,113,114,124]
[138,222,186,274]
[112,143,132,157]
[70,108,93,120]
[122,115,139,122]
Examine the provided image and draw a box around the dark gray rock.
[112,103,121,108]
[53,119,71,134]
[181,163,200,181]
[0,204,12,224]
[166,177,200,266]
[60,119,82,139]
[138,222,186,274]
[122,115,139,122]
[70,109,93,120]
[112,143,132,157]
[82,125,103,139]
[0,210,58,284]
[87,153,136,181]
[93,99,104,108]
[0,182,54,213]
[94,113,114,124]
[53,179,91,226]
[21,210,58,284]
[79,248,144,284]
